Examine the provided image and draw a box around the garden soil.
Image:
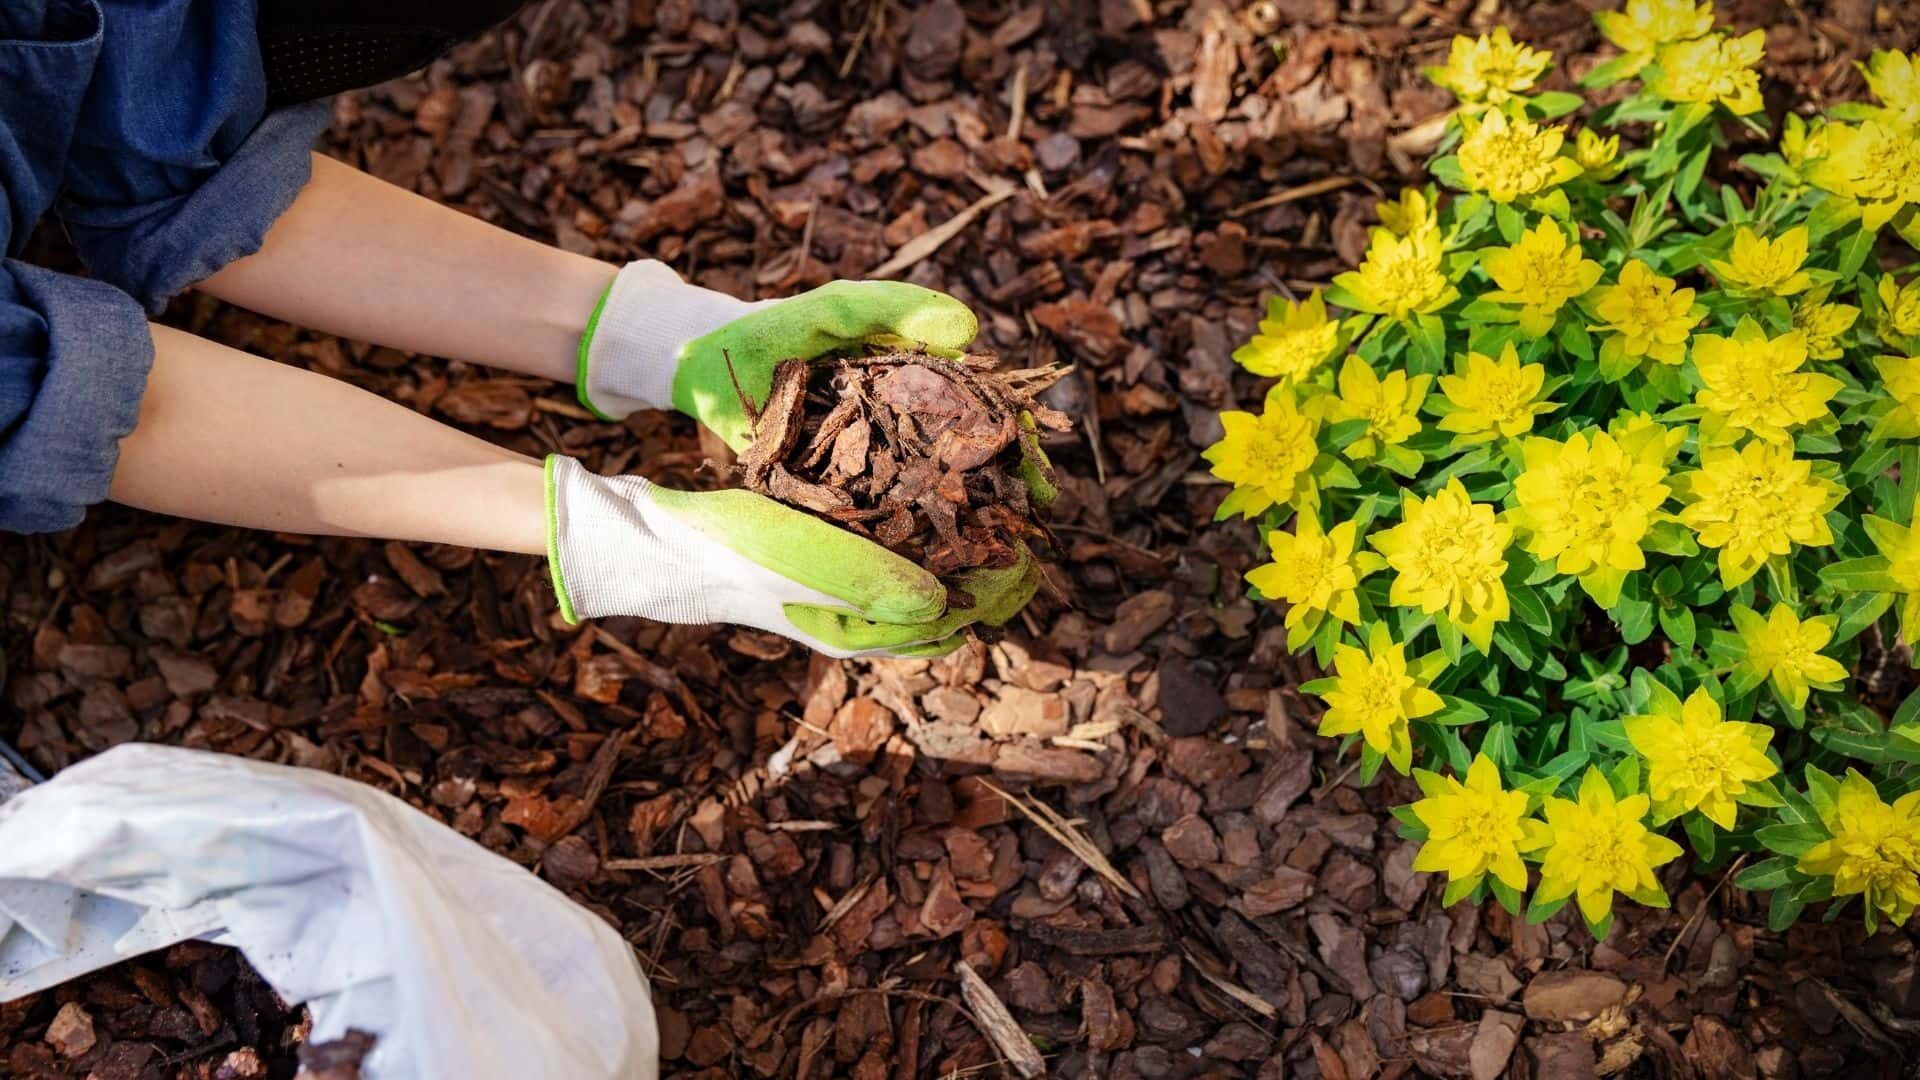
[7,1,1920,1077]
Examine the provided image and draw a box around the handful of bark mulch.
[736,350,1071,583]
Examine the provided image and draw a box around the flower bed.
[1210,0,1920,937]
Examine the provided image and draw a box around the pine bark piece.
[736,358,810,486]
[954,959,1046,1079]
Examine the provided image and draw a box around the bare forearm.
[199,154,615,383]
[111,324,548,554]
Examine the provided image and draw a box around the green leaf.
[1734,856,1798,892]
[1755,822,1827,857]
[1411,313,1448,373]
[1488,876,1525,915]
[1431,696,1490,727]
[1813,726,1920,765]
[1441,873,1480,907]
[1820,556,1899,592]
[1683,813,1717,863]
[1767,888,1806,932]
[1527,91,1585,119]
[1495,203,1527,245]
[1838,224,1882,278]
[1614,595,1656,645]
[1658,604,1697,651]
[1508,586,1554,637]
[1832,590,1895,645]
[1527,890,1571,924]
[1579,53,1641,89]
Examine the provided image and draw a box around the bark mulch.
[7,1,1920,1077]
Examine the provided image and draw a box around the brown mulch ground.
[8,1,1920,1077]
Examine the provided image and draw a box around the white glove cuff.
[578,260,758,419]
[546,456,710,625]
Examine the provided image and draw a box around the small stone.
[979,686,1069,739]
[1035,131,1081,171]
[1522,969,1627,1023]
[46,1002,96,1058]
[1470,1010,1524,1080]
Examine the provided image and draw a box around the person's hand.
[544,455,1032,658]
[574,261,978,448]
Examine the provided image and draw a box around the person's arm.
[111,323,548,553]
[197,155,978,450]
[198,153,613,383]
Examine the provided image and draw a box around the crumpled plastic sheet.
[0,743,658,1079]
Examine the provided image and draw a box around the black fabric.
[257,0,526,105]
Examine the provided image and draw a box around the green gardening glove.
[576,262,978,448]
[546,455,1037,659]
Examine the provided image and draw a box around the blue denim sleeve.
[56,0,329,311]
[0,0,153,533]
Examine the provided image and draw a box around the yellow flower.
[1675,440,1844,588]
[1327,354,1431,460]
[1649,31,1765,115]
[1482,220,1604,337]
[1457,110,1583,204]
[1709,226,1812,298]
[1691,322,1840,444]
[1204,388,1322,520]
[1596,0,1716,73]
[1781,114,1832,173]
[1234,290,1342,382]
[1879,276,1920,346]
[1792,293,1860,361]
[1574,128,1624,179]
[1866,512,1920,645]
[1511,426,1671,606]
[1315,623,1442,774]
[1410,754,1548,894]
[1799,770,1920,928]
[1247,514,1384,646]
[1807,121,1920,231]
[1591,259,1697,368]
[1535,769,1685,929]
[1377,187,1439,238]
[1875,355,1920,440]
[1370,478,1512,652]
[1862,49,1920,132]
[1610,411,1690,465]
[1624,686,1778,829]
[1427,27,1553,108]
[1334,226,1457,322]
[1731,604,1849,709]
[1434,342,1556,443]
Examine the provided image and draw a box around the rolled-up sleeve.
[0,0,154,533]
[56,1,328,311]
[0,264,151,531]
[0,0,327,533]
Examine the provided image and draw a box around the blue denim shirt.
[1,0,328,532]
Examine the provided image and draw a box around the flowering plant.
[1213,0,1920,937]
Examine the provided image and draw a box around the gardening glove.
[544,455,1034,659]
[575,260,979,448]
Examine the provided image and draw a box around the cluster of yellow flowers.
[1212,0,1920,933]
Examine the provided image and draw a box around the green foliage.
[1212,9,1920,933]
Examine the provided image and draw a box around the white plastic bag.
[0,743,658,1080]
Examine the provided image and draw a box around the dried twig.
[1227,175,1359,218]
[980,779,1141,900]
[870,185,1017,279]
